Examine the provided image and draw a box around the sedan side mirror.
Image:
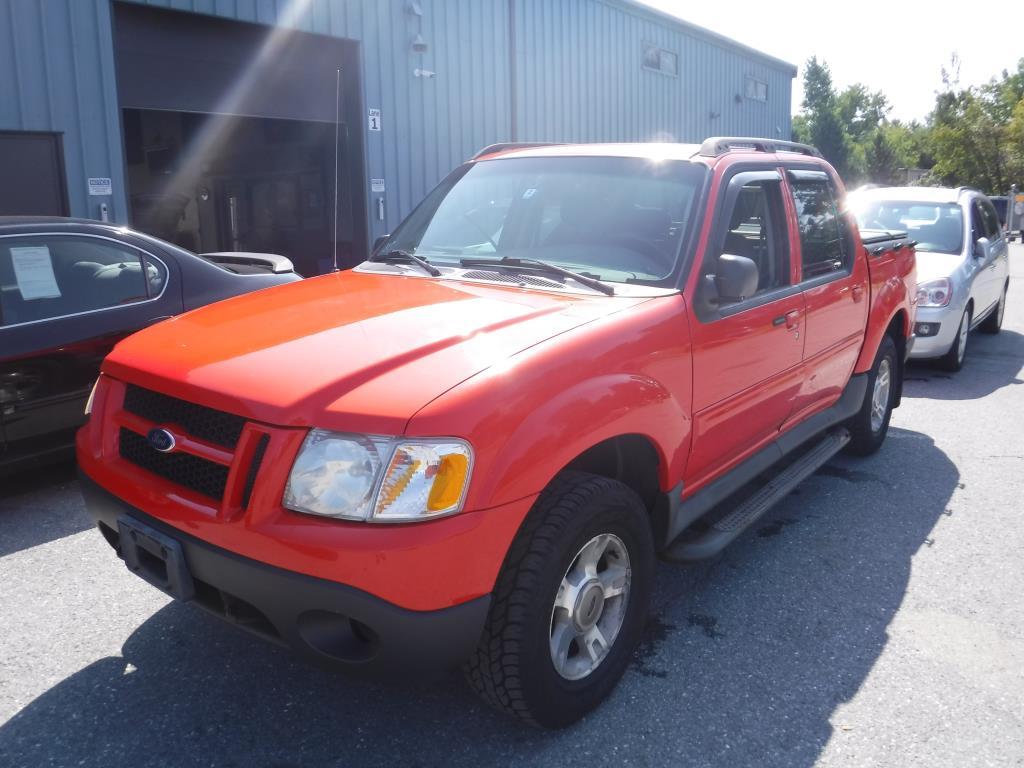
[973,236,991,259]
[714,253,759,303]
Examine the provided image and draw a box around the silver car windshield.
[384,156,707,287]
[851,200,964,254]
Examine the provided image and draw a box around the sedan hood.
[913,251,965,284]
[103,271,644,433]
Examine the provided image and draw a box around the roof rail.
[698,137,822,158]
[471,142,564,160]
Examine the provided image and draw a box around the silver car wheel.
[956,310,970,364]
[549,533,631,681]
[871,357,891,433]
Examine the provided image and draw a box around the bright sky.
[639,0,1024,122]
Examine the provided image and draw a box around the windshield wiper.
[459,256,614,296]
[369,249,442,277]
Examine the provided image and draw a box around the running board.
[663,428,850,563]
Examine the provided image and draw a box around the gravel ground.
[1,244,1022,768]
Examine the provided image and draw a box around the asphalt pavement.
[2,245,1023,768]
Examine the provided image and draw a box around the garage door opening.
[123,109,352,277]
[113,2,366,276]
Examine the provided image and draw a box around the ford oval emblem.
[146,428,176,453]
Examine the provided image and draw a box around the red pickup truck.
[78,138,916,728]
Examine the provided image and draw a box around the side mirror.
[714,254,759,303]
[372,234,391,255]
[973,236,990,259]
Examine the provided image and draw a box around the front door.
[785,169,869,424]
[972,196,1009,315]
[0,233,181,464]
[684,170,805,493]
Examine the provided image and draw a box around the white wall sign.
[371,179,385,193]
[10,246,62,300]
[88,177,112,196]
[368,108,382,132]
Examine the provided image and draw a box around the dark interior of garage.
[113,2,366,276]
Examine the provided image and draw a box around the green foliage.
[792,56,1024,193]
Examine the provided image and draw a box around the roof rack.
[471,142,565,160]
[698,137,822,158]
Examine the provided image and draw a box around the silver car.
[849,186,1010,371]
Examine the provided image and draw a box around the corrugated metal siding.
[0,0,792,235]
[0,0,128,220]
[119,0,511,230]
[514,0,792,143]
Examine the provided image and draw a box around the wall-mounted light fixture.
[407,1,423,16]
[411,33,428,54]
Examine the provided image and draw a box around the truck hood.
[103,271,644,434]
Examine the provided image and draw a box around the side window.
[970,202,986,242]
[713,180,790,295]
[790,178,846,279]
[978,199,1001,240]
[0,235,166,326]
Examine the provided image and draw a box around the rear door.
[0,232,181,464]
[784,169,869,425]
[685,169,805,491]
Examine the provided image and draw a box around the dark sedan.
[0,217,301,474]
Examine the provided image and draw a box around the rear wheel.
[464,472,654,728]
[980,285,1007,334]
[939,306,971,371]
[845,334,897,456]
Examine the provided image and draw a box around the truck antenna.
[332,68,341,273]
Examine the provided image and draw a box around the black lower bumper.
[79,473,490,681]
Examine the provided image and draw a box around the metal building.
[0,0,795,275]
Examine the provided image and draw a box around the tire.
[979,285,1007,334]
[845,334,897,456]
[464,471,655,728]
[939,305,971,371]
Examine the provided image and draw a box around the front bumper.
[80,473,490,680]
[908,305,961,359]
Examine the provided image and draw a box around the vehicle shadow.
[0,460,91,558]
[0,428,955,768]
[903,329,1024,401]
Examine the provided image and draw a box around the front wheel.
[464,472,654,728]
[845,334,897,456]
[939,306,971,371]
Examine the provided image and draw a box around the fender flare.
[464,373,689,511]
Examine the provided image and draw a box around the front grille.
[123,385,245,449]
[119,428,230,501]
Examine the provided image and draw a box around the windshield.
[850,199,964,254]
[384,156,707,286]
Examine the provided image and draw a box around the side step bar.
[663,428,850,563]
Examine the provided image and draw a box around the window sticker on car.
[10,246,61,300]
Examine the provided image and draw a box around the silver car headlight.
[916,278,952,308]
[283,429,473,523]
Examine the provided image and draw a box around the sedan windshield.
[850,200,964,254]
[384,156,707,286]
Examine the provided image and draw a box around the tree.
[864,130,900,186]
[798,57,852,179]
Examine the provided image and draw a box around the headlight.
[84,376,101,416]
[916,278,952,308]
[283,430,473,523]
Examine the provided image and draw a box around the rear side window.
[0,235,166,326]
[789,178,846,279]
